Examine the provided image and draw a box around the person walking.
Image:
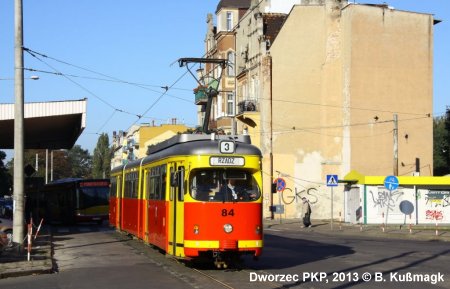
[301,197,312,228]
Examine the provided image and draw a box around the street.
[0,222,449,289]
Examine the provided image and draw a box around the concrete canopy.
[0,99,87,149]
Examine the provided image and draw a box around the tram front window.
[190,170,260,202]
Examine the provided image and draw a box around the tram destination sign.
[210,156,245,166]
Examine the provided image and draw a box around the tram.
[110,134,263,267]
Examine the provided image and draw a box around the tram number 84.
[222,209,235,217]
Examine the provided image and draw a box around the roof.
[344,170,450,186]
[216,0,251,13]
[0,99,87,149]
[263,13,288,48]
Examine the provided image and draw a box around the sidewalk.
[264,218,450,242]
[0,226,53,279]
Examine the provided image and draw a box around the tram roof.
[146,134,252,155]
[111,134,261,173]
[0,99,86,149]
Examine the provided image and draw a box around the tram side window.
[110,178,117,198]
[124,174,130,198]
[124,172,138,199]
[148,166,166,200]
[146,171,153,199]
[161,165,167,200]
[133,172,139,198]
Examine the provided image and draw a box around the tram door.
[168,163,185,257]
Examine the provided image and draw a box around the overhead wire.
[23,66,193,103]
[243,114,431,138]
[23,48,197,130]
[23,47,195,133]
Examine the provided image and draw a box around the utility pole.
[393,114,398,176]
[13,0,25,248]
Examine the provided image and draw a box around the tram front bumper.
[184,239,263,257]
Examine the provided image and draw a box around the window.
[227,52,235,76]
[226,12,233,31]
[189,169,260,202]
[110,177,117,198]
[227,93,234,116]
[79,187,109,209]
[146,165,167,200]
[124,172,138,198]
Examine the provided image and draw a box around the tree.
[433,108,450,176]
[6,146,93,182]
[68,145,92,178]
[0,151,12,196]
[92,133,112,179]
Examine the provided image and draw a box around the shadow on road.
[245,233,355,270]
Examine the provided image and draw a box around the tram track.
[190,267,237,289]
[121,232,279,289]
[174,258,284,289]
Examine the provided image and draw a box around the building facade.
[111,121,189,168]
[201,0,436,220]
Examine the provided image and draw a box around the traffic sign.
[326,175,338,187]
[274,177,286,192]
[384,175,399,191]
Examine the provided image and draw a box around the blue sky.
[0,1,448,156]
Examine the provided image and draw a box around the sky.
[0,1,449,158]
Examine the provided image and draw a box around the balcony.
[194,79,220,105]
[237,99,258,114]
[194,86,208,104]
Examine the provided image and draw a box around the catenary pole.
[13,0,25,248]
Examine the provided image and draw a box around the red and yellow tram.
[109,134,263,267]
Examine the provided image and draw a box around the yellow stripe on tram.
[184,240,220,249]
[238,240,264,248]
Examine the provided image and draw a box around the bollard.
[381,212,385,233]
[409,214,412,234]
[339,211,342,230]
[435,218,439,236]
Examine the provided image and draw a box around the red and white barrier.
[27,218,33,261]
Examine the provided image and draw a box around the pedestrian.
[301,197,312,228]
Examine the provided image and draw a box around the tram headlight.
[223,224,233,234]
[256,225,262,235]
[193,225,199,235]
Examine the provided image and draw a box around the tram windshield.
[190,169,260,202]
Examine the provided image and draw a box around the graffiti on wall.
[360,186,450,224]
[425,210,444,221]
[425,191,450,208]
[369,188,404,212]
[280,186,322,205]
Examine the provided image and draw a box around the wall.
[341,5,434,176]
[346,185,450,225]
[269,3,345,220]
[265,3,434,220]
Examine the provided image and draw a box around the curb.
[264,220,450,242]
[0,229,54,279]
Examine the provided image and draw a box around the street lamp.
[0,75,39,80]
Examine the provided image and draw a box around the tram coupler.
[213,251,228,269]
